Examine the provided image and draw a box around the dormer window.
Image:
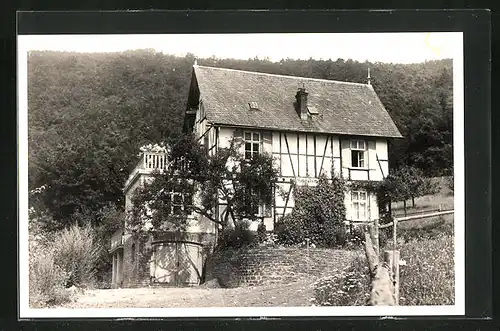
[350,140,366,168]
[248,101,259,111]
[308,106,319,115]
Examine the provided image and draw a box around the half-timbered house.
[110,64,402,288]
[183,64,402,231]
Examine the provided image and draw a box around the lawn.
[390,176,454,230]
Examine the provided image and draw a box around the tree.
[128,134,279,240]
[382,165,439,215]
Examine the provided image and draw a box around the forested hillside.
[27,49,453,229]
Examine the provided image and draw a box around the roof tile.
[193,65,402,138]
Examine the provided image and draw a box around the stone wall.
[205,246,351,287]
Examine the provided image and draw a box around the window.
[352,190,368,221]
[350,140,366,168]
[248,101,259,110]
[131,243,136,263]
[244,131,261,160]
[166,190,192,216]
[171,192,184,215]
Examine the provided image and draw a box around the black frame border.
[6,8,492,331]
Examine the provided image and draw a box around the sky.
[19,32,462,64]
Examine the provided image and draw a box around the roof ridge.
[194,65,370,87]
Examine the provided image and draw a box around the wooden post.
[384,250,400,305]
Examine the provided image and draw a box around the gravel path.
[59,281,316,308]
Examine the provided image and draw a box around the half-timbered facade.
[183,65,402,231]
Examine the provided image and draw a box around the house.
[109,144,217,288]
[110,64,402,288]
[183,65,402,231]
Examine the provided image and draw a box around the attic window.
[248,101,259,110]
[308,106,319,115]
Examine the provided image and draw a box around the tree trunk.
[412,196,415,208]
[364,222,395,306]
[403,200,407,217]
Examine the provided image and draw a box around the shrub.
[275,214,306,246]
[312,254,370,306]
[218,220,256,249]
[344,226,365,249]
[275,175,347,247]
[51,223,101,288]
[399,233,455,305]
[256,221,267,243]
[29,228,71,308]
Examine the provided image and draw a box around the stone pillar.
[116,250,123,287]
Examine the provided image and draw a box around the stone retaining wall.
[205,246,351,287]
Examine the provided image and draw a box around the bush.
[51,223,101,288]
[275,214,306,246]
[256,221,267,243]
[312,254,370,306]
[218,220,256,249]
[275,175,347,247]
[399,233,454,305]
[29,226,71,308]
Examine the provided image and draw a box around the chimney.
[295,84,309,120]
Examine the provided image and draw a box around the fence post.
[384,250,400,305]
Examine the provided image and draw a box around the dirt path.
[59,281,316,308]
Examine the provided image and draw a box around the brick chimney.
[295,85,309,120]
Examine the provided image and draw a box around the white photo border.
[17,32,465,318]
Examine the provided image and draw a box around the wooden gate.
[151,241,203,286]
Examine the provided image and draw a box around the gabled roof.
[191,65,402,138]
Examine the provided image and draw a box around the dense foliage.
[275,175,347,247]
[28,50,453,232]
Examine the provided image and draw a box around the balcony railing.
[143,152,167,170]
[124,152,169,191]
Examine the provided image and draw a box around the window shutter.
[233,129,244,153]
[368,140,376,170]
[340,139,351,171]
[262,131,272,153]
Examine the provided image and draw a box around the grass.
[313,177,455,306]
[391,176,454,216]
